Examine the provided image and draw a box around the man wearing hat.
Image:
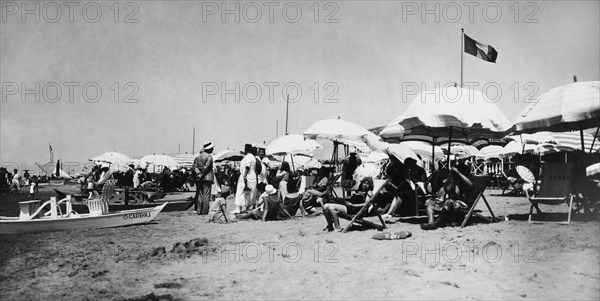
[194,141,215,215]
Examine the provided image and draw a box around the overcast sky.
[1,0,599,173]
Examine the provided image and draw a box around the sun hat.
[203,141,214,150]
[265,184,277,195]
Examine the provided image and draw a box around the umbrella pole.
[431,137,436,173]
[447,127,453,169]
[589,126,599,153]
[580,123,585,151]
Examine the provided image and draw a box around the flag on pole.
[464,34,498,63]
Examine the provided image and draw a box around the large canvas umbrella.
[174,153,196,169]
[266,134,322,156]
[478,145,504,160]
[362,135,422,166]
[139,154,179,173]
[89,151,132,172]
[379,86,513,166]
[543,132,600,153]
[514,81,600,150]
[303,118,378,168]
[214,150,244,162]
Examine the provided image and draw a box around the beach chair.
[460,175,497,228]
[86,179,117,216]
[527,163,575,224]
[340,179,388,233]
[500,169,523,196]
[413,181,431,217]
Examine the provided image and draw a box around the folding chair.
[527,163,575,224]
[413,181,431,218]
[302,173,342,213]
[316,173,343,203]
[460,175,497,228]
[500,169,523,196]
[340,179,388,233]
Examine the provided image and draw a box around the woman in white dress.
[233,144,257,213]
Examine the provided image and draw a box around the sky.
[1,0,599,173]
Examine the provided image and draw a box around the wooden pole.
[285,95,290,135]
[192,127,196,154]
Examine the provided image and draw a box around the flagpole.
[285,94,290,135]
[461,28,464,88]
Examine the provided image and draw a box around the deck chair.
[413,181,431,218]
[527,163,575,224]
[86,179,117,216]
[500,169,524,196]
[460,175,497,228]
[303,173,343,212]
[340,179,388,233]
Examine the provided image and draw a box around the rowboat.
[0,196,167,235]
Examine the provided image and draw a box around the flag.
[464,34,498,63]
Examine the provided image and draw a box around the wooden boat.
[57,190,194,213]
[0,196,167,235]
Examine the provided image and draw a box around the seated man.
[322,177,374,231]
[421,167,473,230]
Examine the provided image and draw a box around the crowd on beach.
[3,139,598,232]
[190,141,600,231]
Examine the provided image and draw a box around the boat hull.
[62,192,194,213]
[0,203,167,235]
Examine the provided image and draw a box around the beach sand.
[1,185,598,300]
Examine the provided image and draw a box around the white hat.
[265,184,277,195]
[203,141,214,150]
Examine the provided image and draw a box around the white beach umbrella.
[401,141,445,162]
[139,154,179,173]
[89,151,132,172]
[266,134,323,156]
[478,145,504,160]
[303,118,379,154]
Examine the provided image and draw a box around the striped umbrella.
[266,134,323,156]
[379,86,513,164]
[514,81,600,134]
[174,153,196,169]
[543,132,600,153]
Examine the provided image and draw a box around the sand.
[1,185,599,300]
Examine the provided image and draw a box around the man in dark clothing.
[194,141,215,215]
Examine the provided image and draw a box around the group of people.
[0,167,40,197]
[81,162,196,197]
